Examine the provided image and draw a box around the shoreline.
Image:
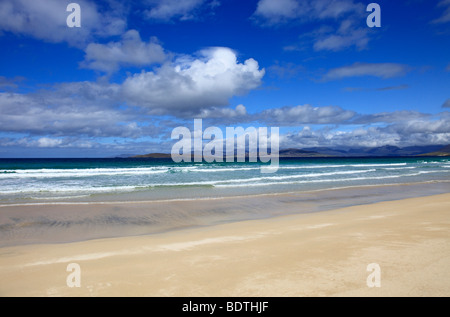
[0,181,449,248]
[1,179,449,208]
[0,193,449,296]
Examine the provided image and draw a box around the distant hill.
[125,144,449,160]
[131,153,172,158]
[113,153,140,158]
[304,145,446,157]
[278,148,330,157]
[129,148,327,159]
[418,144,450,157]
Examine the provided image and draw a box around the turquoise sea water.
[1,157,449,204]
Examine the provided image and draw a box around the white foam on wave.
[383,166,416,170]
[0,162,412,178]
[0,167,170,179]
[133,169,378,187]
[214,170,448,188]
[1,167,448,196]
[213,169,377,184]
[0,185,139,195]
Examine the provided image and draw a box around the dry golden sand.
[0,193,449,297]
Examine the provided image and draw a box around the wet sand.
[1,182,448,247]
[0,193,449,296]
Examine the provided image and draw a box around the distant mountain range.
[118,144,450,159]
[418,144,450,157]
[302,144,450,157]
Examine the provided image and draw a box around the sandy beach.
[0,193,449,297]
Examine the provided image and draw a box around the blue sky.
[0,0,449,157]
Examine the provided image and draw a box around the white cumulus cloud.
[36,137,63,148]
[144,0,219,21]
[121,47,265,115]
[257,104,356,125]
[323,62,410,80]
[254,0,361,25]
[253,0,370,52]
[82,30,167,73]
[0,0,126,47]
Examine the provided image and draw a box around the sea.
[1,156,450,246]
[1,156,449,205]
